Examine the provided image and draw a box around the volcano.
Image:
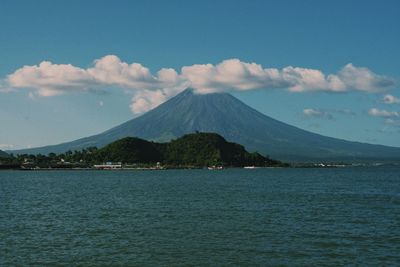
[12,89,400,162]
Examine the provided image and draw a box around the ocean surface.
[1,167,399,266]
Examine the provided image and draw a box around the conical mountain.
[12,89,400,162]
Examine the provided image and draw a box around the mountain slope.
[0,150,9,158]
[12,89,400,161]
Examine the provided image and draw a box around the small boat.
[208,166,223,170]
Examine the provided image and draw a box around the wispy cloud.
[368,107,400,130]
[0,80,13,93]
[1,55,396,113]
[303,108,356,120]
[383,94,400,104]
[303,108,335,120]
[368,108,399,118]
[334,109,356,116]
[385,118,400,127]
[303,108,323,117]
[0,144,14,150]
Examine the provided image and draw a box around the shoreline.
[1,165,393,171]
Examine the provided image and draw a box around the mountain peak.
[173,88,231,99]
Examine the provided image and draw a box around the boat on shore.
[207,166,223,170]
[244,166,259,169]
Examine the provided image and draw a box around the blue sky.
[0,0,399,150]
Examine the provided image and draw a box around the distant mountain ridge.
[0,150,9,158]
[11,89,400,162]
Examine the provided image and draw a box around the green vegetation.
[0,132,286,169]
[0,147,100,169]
[163,133,280,167]
[95,137,163,163]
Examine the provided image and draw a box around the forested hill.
[95,132,283,167]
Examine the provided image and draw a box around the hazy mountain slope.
[0,150,9,158]
[12,89,400,161]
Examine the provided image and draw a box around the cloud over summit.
[2,55,396,113]
[182,61,394,94]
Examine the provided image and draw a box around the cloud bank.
[1,55,396,113]
[6,55,185,97]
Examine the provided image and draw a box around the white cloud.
[336,64,394,93]
[1,56,396,113]
[303,108,334,120]
[303,108,322,116]
[130,87,185,114]
[0,144,14,150]
[283,67,346,92]
[6,55,186,97]
[182,61,394,94]
[87,55,183,90]
[385,118,400,127]
[302,108,355,120]
[181,59,291,93]
[368,108,399,117]
[383,94,400,104]
[7,61,95,96]
[130,90,170,114]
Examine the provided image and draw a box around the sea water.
[1,167,399,266]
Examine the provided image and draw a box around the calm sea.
[1,167,399,266]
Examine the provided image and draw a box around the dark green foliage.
[165,133,226,166]
[95,137,163,163]
[4,132,284,168]
[164,133,269,166]
[0,151,20,169]
[93,132,283,167]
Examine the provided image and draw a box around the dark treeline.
[0,147,100,169]
[0,133,287,169]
